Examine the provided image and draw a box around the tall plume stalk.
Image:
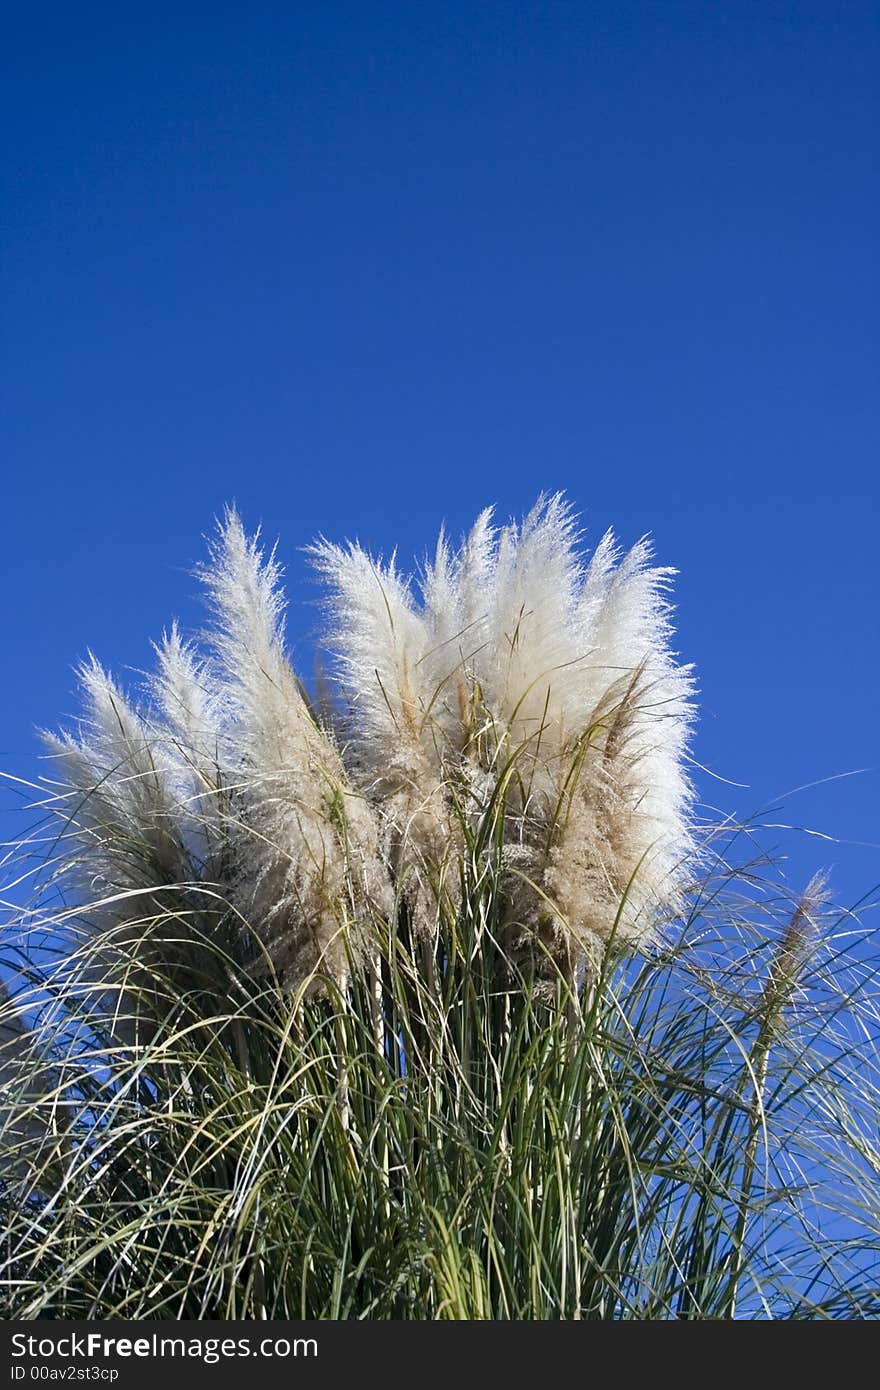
[724,873,829,1318]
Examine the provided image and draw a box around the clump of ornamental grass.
[1,497,878,1319]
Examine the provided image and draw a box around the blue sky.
[2,2,877,918]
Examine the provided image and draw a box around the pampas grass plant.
[1,497,878,1319]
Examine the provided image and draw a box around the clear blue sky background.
[2,2,877,920]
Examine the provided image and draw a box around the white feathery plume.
[417,507,496,750]
[542,531,696,955]
[310,536,459,929]
[40,656,193,1040]
[197,510,391,981]
[152,622,218,769]
[475,494,584,766]
[42,655,186,907]
[150,622,226,872]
